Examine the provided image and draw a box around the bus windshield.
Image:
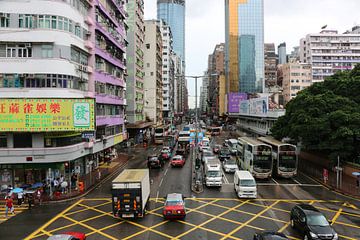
[207,171,221,177]
[253,155,272,173]
[279,154,297,172]
[155,128,164,134]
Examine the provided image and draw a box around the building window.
[41,45,53,58]
[75,25,81,37]
[17,44,32,58]
[51,16,57,29]
[0,13,10,28]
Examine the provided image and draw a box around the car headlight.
[333,233,338,240]
[309,232,318,239]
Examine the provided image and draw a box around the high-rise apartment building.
[225,0,264,94]
[0,0,127,187]
[300,27,360,83]
[157,0,185,64]
[125,0,153,143]
[200,74,209,114]
[160,23,174,123]
[207,43,225,118]
[278,63,312,104]
[278,42,287,64]
[144,20,163,126]
[264,43,277,89]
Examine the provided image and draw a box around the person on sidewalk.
[17,191,23,206]
[5,196,15,218]
[27,193,33,210]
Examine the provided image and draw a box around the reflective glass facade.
[225,0,264,93]
[157,0,185,63]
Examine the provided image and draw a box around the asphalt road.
[2,130,360,240]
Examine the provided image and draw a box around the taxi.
[171,155,185,167]
[163,193,186,220]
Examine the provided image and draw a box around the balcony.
[95,46,125,69]
[94,70,125,87]
[95,93,126,105]
[96,22,126,53]
[96,115,124,126]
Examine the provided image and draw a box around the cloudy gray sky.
[144,0,360,108]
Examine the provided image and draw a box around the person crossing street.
[5,196,15,218]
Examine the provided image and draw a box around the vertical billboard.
[227,92,247,113]
[0,99,95,132]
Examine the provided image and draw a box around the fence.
[299,158,360,197]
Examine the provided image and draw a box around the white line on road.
[293,179,302,185]
[257,183,322,187]
[164,168,169,176]
[271,178,280,185]
[156,191,159,202]
[159,178,164,187]
[221,169,229,184]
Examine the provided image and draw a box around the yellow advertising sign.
[0,99,95,132]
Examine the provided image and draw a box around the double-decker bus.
[207,126,222,136]
[258,136,298,178]
[237,137,273,179]
[154,124,170,144]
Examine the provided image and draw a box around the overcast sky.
[144,0,360,108]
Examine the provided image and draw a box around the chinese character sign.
[227,93,248,113]
[0,99,95,132]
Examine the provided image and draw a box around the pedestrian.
[36,188,42,205]
[5,196,15,218]
[27,193,33,210]
[17,191,24,206]
[53,178,59,192]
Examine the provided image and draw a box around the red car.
[171,155,185,167]
[163,193,186,220]
[47,232,86,240]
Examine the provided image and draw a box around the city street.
[1,133,360,240]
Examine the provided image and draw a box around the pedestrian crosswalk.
[0,204,28,223]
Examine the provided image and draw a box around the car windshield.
[239,179,256,186]
[225,159,236,165]
[307,214,329,226]
[173,157,182,161]
[221,149,230,155]
[166,200,183,206]
[208,171,221,177]
[203,151,213,156]
[155,129,164,133]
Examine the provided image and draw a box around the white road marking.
[257,183,322,187]
[159,178,164,187]
[221,169,229,184]
[271,178,280,185]
[164,168,169,176]
[156,191,159,202]
[293,179,302,185]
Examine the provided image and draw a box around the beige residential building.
[279,63,312,104]
[144,20,163,126]
[218,74,226,116]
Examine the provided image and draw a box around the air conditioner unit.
[85,30,91,36]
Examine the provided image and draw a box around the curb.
[42,157,132,204]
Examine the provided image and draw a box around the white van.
[234,170,257,198]
[227,139,239,155]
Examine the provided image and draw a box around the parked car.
[47,232,86,240]
[213,144,221,154]
[290,204,338,240]
[171,155,186,167]
[147,155,163,168]
[222,158,239,173]
[219,148,231,161]
[253,231,288,240]
[163,193,186,220]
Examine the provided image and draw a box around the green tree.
[271,66,360,163]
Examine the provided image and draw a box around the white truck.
[234,170,257,198]
[111,169,150,219]
[204,158,223,187]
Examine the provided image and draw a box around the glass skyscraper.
[225,0,264,93]
[157,0,185,63]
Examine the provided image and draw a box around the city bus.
[237,137,273,179]
[154,124,170,144]
[207,126,222,136]
[258,136,298,178]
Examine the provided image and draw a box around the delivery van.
[234,170,257,198]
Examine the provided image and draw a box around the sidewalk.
[299,156,360,199]
[0,153,129,206]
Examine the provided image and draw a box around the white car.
[222,158,239,173]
